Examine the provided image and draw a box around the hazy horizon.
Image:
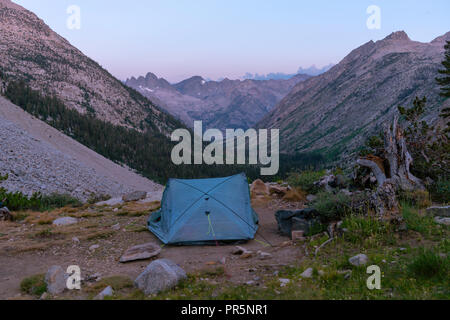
[13,0,450,82]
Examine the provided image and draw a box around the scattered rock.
[240,251,253,259]
[318,270,325,276]
[111,223,120,230]
[306,194,317,203]
[39,292,48,300]
[0,207,13,221]
[250,179,269,196]
[45,266,67,295]
[120,242,161,263]
[122,191,147,202]
[95,286,114,300]
[314,174,336,192]
[300,268,313,278]
[349,254,368,266]
[86,272,102,282]
[89,244,100,251]
[427,206,450,217]
[434,216,450,226]
[337,270,352,280]
[53,217,78,226]
[232,246,246,255]
[96,197,123,206]
[340,188,352,196]
[279,278,290,287]
[72,237,80,243]
[134,259,187,295]
[257,251,272,260]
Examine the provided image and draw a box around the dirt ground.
[0,197,305,299]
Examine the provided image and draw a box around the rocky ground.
[0,180,448,300]
[0,190,306,300]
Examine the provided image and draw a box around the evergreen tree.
[436,40,450,127]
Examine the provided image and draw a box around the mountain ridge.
[258,30,450,157]
[126,72,311,129]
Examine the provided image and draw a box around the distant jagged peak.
[383,30,411,41]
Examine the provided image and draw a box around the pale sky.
[13,0,450,83]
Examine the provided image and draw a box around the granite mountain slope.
[0,0,179,134]
[259,31,450,157]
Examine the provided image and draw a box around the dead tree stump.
[357,115,425,217]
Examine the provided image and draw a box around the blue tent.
[148,173,259,245]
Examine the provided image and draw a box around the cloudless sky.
[12,0,450,83]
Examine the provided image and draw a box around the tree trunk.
[357,115,425,217]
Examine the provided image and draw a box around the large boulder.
[134,259,186,295]
[426,206,450,217]
[45,266,67,295]
[53,217,78,226]
[95,286,114,300]
[0,207,12,221]
[349,254,368,266]
[122,191,147,202]
[314,174,336,192]
[120,242,161,263]
[250,179,269,197]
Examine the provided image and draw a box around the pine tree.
[436,40,450,127]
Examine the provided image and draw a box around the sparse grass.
[401,202,444,239]
[341,214,395,247]
[124,224,148,232]
[287,170,325,194]
[83,230,115,240]
[20,274,47,297]
[11,211,30,221]
[31,228,63,239]
[407,248,449,280]
[398,190,432,209]
[282,188,306,202]
[84,275,134,299]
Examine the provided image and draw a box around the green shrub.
[287,170,325,194]
[87,193,111,205]
[20,274,47,296]
[407,248,448,279]
[429,178,450,204]
[1,174,81,211]
[312,191,352,221]
[40,193,82,209]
